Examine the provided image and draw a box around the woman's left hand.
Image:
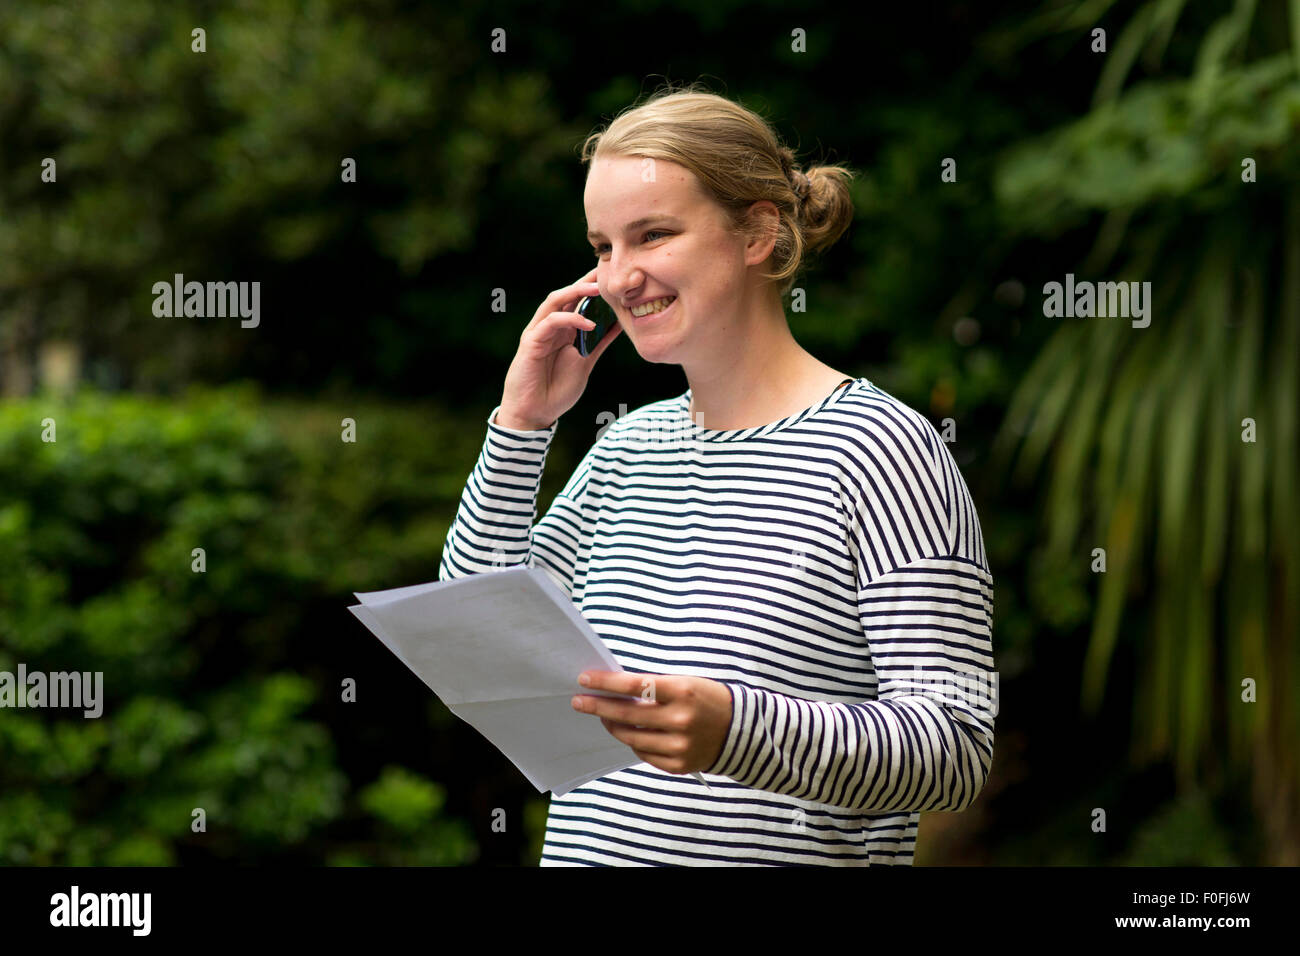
[572,671,733,776]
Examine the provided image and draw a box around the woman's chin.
[628,340,682,365]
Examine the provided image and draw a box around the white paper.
[348,565,641,794]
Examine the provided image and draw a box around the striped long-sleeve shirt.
[438,376,996,865]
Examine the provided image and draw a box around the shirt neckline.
[678,377,865,442]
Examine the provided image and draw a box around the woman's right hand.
[496,267,623,430]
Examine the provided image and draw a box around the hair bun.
[793,169,812,201]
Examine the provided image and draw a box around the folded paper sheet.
[348,566,640,794]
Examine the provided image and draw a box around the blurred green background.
[1,0,1296,865]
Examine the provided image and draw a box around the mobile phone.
[573,295,617,356]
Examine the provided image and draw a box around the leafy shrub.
[0,384,485,864]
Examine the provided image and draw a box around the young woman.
[440,85,996,865]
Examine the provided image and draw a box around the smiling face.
[584,155,767,368]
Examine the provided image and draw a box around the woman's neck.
[686,351,852,430]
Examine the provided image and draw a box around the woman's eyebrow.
[587,216,681,241]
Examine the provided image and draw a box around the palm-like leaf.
[989,0,1300,861]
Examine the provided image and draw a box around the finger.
[578,670,656,697]
[600,717,652,736]
[521,311,599,359]
[535,311,598,348]
[574,693,675,730]
[601,717,651,732]
[601,721,681,756]
[586,671,691,705]
[526,281,601,332]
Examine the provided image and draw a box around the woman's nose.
[604,256,643,299]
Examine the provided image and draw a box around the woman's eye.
[591,231,670,257]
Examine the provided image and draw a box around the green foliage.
[995,54,1300,235]
[1120,790,1240,866]
[360,765,445,831]
[344,766,477,866]
[0,385,481,864]
[523,797,550,865]
[989,0,1300,859]
[0,0,589,391]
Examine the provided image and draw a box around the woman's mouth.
[629,295,677,322]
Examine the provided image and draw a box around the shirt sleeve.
[437,404,594,600]
[703,410,996,814]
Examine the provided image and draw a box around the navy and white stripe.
[439,378,995,865]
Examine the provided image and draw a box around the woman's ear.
[741,201,781,265]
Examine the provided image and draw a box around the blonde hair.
[580,82,855,297]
